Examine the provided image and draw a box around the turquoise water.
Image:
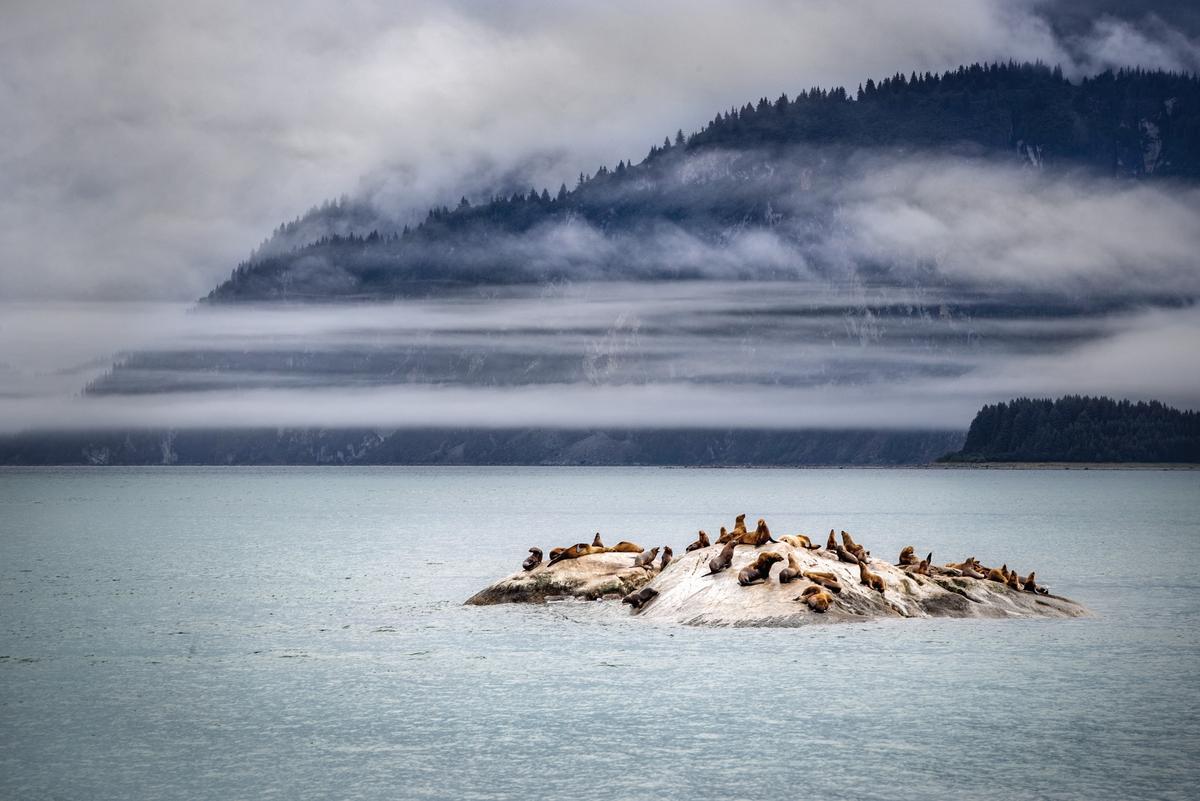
[1,466,1198,800]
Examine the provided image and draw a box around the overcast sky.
[3,0,1199,300]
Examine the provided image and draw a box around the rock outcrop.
[466,552,655,605]
[468,540,1089,626]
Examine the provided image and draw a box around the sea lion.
[911,552,932,576]
[732,514,748,534]
[841,530,861,552]
[592,532,604,549]
[622,587,659,610]
[704,541,737,576]
[859,561,885,593]
[825,529,837,550]
[548,542,606,564]
[835,545,862,565]
[716,526,736,544]
[780,534,818,550]
[738,519,776,547]
[548,547,565,561]
[778,552,804,584]
[802,570,842,593]
[1006,569,1022,591]
[737,551,783,586]
[986,565,1007,583]
[801,584,833,612]
[660,546,673,570]
[685,531,710,552]
[522,547,542,571]
[1021,571,1038,592]
[606,541,644,553]
[634,547,661,569]
[897,546,918,566]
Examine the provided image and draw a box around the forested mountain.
[942,396,1200,463]
[206,63,1200,302]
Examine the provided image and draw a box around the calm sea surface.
[1,467,1198,801]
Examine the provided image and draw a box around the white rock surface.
[466,552,655,605]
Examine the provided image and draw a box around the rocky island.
[467,521,1089,627]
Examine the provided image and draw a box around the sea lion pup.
[802,570,842,593]
[738,551,784,586]
[778,552,804,584]
[801,584,833,613]
[716,526,736,545]
[825,530,837,551]
[659,546,673,570]
[897,546,918,566]
[592,532,604,549]
[858,561,885,593]
[633,546,661,569]
[622,587,659,610]
[703,541,737,576]
[522,548,543,571]
[685,531,710,552]
[606,541,644,553]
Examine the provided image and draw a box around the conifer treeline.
[942,396,1200,463]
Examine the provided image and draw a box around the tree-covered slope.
[942,395,1200,463]
[205,63,1200,303]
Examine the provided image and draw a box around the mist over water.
[1,281,1197,432]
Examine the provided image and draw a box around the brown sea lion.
[606,541,644,553]
[704,541,737,576]
[522,548,543,571]
[841,530,861,552]
[548,547,565,561]
[778,552,804,584]
[912,552,932,576]
[802,570,842,593]
[548,542,606,564]
[592,532,604,549]
[825,529,837,550]
[633,546,661,568]
[685,531,710,552]
[738,551,783,586]
[732,514,748,534]
[622,587,659,610]
[835,545,862,565]
[859,561,885,593]
[780,534,818,550]
[716,526,736,544]
[1006,569,1022,591]
[986,565,1007,583]
[897,546,918,566]
[659,546,673,570]
[738,519,776,547]
[801,584,833,612]
[1021,571,1038,592]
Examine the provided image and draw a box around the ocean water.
[1,466,1197,801]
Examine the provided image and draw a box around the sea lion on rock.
[739,519,777,547]
[660,546,673,570]
[912,552,932,576]
[622,587,659,610]
[841,530,861,552]
[1021,571,1038,592]
[778,552,804,584]
[548,542,606,564]
[801,584,833,612]
[835,546,862,565]
[802,570,842,593]
[704,541,737,576]
[548,547,565,561]
[716,527,736,544]
[592,532,604,549]
[898,546,918,566]
[1006,569,1022,591]
[780,534,818,550]
[987,565,1007,583]
[634,547,661,569]
[859,561,885,593]
[606,541,644,553]
[738,552,783,586]
[826,529,837,550]
[522,548,542,571]
[732,514,748,534]
[685,531,710,552]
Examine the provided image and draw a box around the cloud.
[3,0,1195,300]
